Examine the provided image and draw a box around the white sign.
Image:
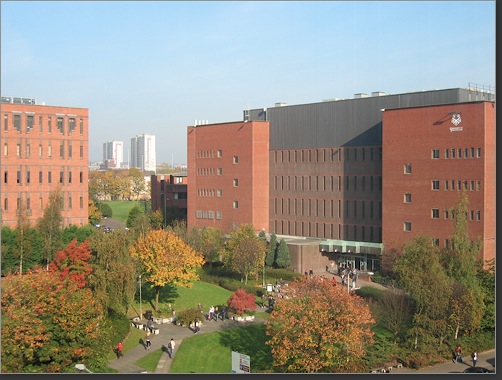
[231,351,251,373]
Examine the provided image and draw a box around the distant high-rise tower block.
[103,140,124,168]
[130,134,156,172]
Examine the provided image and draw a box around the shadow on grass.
[218,324,273,371]
[135,283,180,310]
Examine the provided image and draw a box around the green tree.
[377,290,413,344]
[88,199,102,225]
[37,189,64,269]
[266,276,375,373]
[394,236,452,348]
[1,268,105,373]
[275,239,292,268]
[89,229,137,316]
[14,202,33,276]
[265,232,277,267]
[129,168,146,200]
[230,236,266,285]
[476,258,495,332]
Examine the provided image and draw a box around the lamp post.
[139,274,142,320]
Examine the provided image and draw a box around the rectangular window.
[470,147,474,158]
[445,149,449,159]
[39,144,43,158]
[39,116,43,133]
[404,222,412,232]
[4,171,7,184]
[233,179,238,187]
[233,201,238,209]
[60,171,64,184]
[26,142,30,157]
[452,180,455,190]
[60,143,64,158]
[68,196,72,210]
[80,172,83,184]
[68,144,72,158]
[26,115,34,132]
[39,171,43,184]
[457,180,461,191]
[17,171,21,184]
[217,149,222,158]
[217,168,222,175]
[445,180,449,190]
[13,114,21,132]
[48,144,52,158]
[470,210,474,220]
[477,181,481,191]
[80,118,83,135]
[463,180,468,190]
[57,117,64,134]
[404,193,411,203]
[3,143,7,156]
[80,144,83,158]
[464,148,468,158]
[80,197,83,209]
[404,163,412,174]
[68,171,72,184]
[16,143,21,157]
[69,118,75,134]
[233,155,238,164]
[444,209,449,219]
[476,211,481,221]
[48,171,52,184]
[26,171,30,184]
[469,180,474,191]
[458,148,462,158]
[4,114,7,132]
[48,117,52,133]
[217,189,222,197]
[477,148,481,158]
[432,180,439,190]
[432,149,440,159]
[451,148,455,158]
[432,208,439,219]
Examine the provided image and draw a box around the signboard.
[231,351,250,373]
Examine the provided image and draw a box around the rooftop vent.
[275,102,288,107]
[371,91,387,97]
[354,93,368,98]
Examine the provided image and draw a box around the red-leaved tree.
[49,238,93,288]
[227,289,257,315]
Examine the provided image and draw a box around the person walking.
[145,330,151,350]
[193,319,200,334]
[455,346,462,363]
[168,338,176,358]
[208,305,215,321]
[472,351,478,367]
[116,341,124,359]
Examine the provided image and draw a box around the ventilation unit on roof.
[354,93,368,98]
[371,91,387,97]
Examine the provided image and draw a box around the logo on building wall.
[450,113,463,132]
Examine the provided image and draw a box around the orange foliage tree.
[129,229,205,311]
[266,276,375,373]
[1,268,104,373]
[49,238,93,288]
[227,289,257,315]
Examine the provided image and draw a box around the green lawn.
[102,200,148,222]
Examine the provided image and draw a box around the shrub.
[227,289,257,315]
[176,307,201,327]
[98,203,113,218]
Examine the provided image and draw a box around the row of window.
[430,208,482,221]
[274,147,383,164]
[430,180,482,191]
[273,198,382,219]
[4,141,85,159]
[272,220,383,243]
[431,147,482,160]
[3,113,85,136]
[195,210,223,219]
[3,170,85,185]
[3,196,85,212]
[275,175,383,192]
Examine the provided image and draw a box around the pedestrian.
[332,276,337,286]
[221,305,228,320]
[214,306,220,321]
[193,319,200,334]
[116,341,124,359]
[145,330,151,350]
[472,351,478,367]
[352,269,358,289]
[208,305,215,321]
[455,346,462,363]
[168,338,176,358]
[309,268,313,277]
[261,294,267,308]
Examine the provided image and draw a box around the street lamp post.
[139,274,142,320]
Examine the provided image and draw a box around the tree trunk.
[155,287,160,312]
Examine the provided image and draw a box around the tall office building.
[130,134,156,172]
[103,140,124,168]
[1,96,89,228]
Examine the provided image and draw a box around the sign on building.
[231,351,250,373]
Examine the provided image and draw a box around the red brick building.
[382,101,495,264]
[151,172,188,226]
[187,121,270,233]
[1,98,89,228]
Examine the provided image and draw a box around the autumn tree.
[231,237,266,285]
[275,239,291,268]
[48,238,93,289]
[129,167,146,200]
[199,227,226,268]
[37,189,64,269]
[129,229,205,311]
[88,199,102,225]
[266,276,375,373]
[14,202,33,275]
[227,289,257,315]
[88,229,137,316]
[394,236,452,348]
[1,268,105,373]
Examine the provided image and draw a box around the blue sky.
[1,1,495,164]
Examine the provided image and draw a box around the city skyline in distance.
[1,1,495,164]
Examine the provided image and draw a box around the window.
[4,114,7,131]
[451,180,455,190]
[217,149,222,158]
[233,155,238,164]
[39,116,43,133]
[464,181,468,190]
[477,148,481,158]
[432,149,440,159]
[404,222,412,232]
[13,114,21,132]
[404,193,411,203]
[458,148,462,158]
[60,143,64,158]
[477,181,481,191]
[470,210,474,220]
[445,180,449,190]
[26,115,34,132]
[457,180,461,191]
[476,211,481,221]
[432,208,439,219]
[404,163,412,174]
[48,171,52,184]
[17,171,21,184]
[69,118,75,134]
[26,197,30,211]
[464,148,468,158]
[4,198,7,211]
[433,238,440,246]
[80,197,84,209]
[233,201,238,209]
[48,144,52,158]
[17,143,21,157]
[80,144,83,158]
[79,171,83,183]
[60,171,64,184]
[217,168,222,175]
[451,148,455,158]
[470,147,474,158]
[216,211,222,220]
[217,189,222,197]
[68,196,72,210]
[57,117,64,134]
[445,149,449,159]
[432,180,439,190]
[68,171,72,184]
[233,179,238,187]
[68,144,72,158]
[4,171,7,184]
[26,171,30,184]
[39,171,43,184]
[3,143,7,156]
[48,117,52,133]
[80,118,83,135]
[39,144,43,158]
[26,142,30,157]
[444,209,449,219]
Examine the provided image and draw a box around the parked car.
[463,367,493,373]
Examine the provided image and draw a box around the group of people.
[454,346,478,367]
[208,305,228,321]
[340,267,359,289]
